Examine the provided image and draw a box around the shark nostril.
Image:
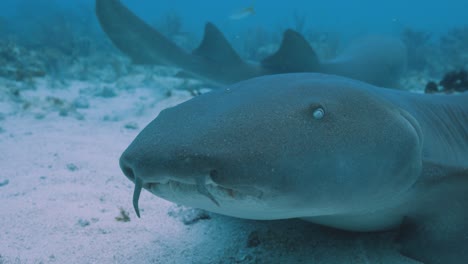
[120,160,135,182]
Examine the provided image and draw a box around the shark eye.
[312,107,325,120]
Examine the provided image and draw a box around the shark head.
[120,73,422,219]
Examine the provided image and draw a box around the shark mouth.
[131,176,264,217]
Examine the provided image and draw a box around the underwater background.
[0,1,467,263]
[1,0,468,77]
[2,0,468,33]
[0,0,467,82]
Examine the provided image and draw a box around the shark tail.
[95,0,187,65]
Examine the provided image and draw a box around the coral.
[439,26,468,70]
[401,28,433,71]
[424,69,468,94]
[115,207,131,222]
[0,1,122,82]
[0,41,47,81]
[398,27,468,77]
[153,11,198,51]
[424,81,439,94]
[439,69,468,92]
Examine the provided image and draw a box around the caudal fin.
[95,0,253,85]
[95,0,187,65]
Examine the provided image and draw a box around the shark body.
[120,73,468,264]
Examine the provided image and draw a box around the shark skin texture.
[95,0,407,88]
[120,73,468,264]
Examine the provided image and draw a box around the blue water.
[123,0,468,36]
[0,0,467,38]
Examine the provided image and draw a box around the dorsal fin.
[261,29,320,73]
[193,22,244,66]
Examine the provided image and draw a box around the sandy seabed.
[0,71,421,264]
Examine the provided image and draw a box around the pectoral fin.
[397,166,468,264]
[398,212,468,264]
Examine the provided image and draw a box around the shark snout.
[119,151,167,184]
[119,145,224,217]
[120,147,218,183]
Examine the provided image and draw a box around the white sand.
[0,72,420,263]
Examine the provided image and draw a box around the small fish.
[229,2,255,20]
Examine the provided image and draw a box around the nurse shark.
[120,73,468,264]
[95,0,407,88]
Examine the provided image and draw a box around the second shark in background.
[95,0,407,88]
